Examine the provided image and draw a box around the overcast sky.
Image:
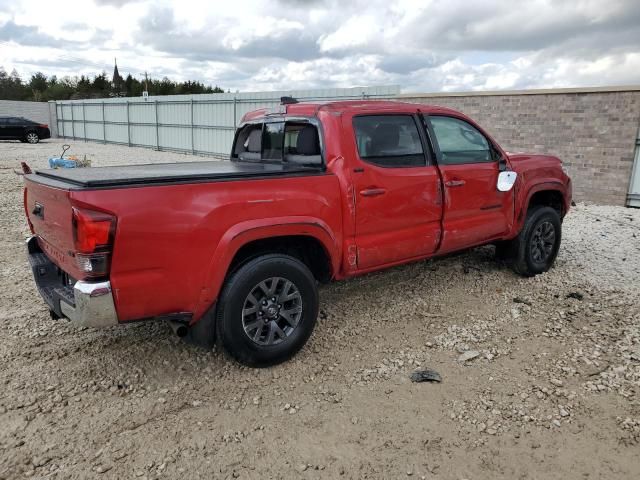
[1,0,639,93]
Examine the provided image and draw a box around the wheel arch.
[515,182,567,231]
[228,235,333,283]
[193,217,339,321]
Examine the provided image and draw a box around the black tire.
[25,132,40,144]
[511,206,562,277]
[215,254,319,367]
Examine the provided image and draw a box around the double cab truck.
[23,100,572,367]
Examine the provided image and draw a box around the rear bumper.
[27,236,118,328]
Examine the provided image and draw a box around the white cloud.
[318,15,381,53]
[0,0,638,92]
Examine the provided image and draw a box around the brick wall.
[399,87,640,206]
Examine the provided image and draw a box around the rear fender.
[193,217,339,322]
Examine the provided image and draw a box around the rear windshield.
[232,121,322,167]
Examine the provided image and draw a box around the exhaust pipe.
[168,320,188,338]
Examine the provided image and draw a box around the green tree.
[0,66,225,101]
[89,72,109,97]
[29,72,48,100]
[0,68,29,100]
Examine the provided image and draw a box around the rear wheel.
[215,254,319,367]
[510,206,562,277]
[25,132,39,144]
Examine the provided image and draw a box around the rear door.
[425,114,514,253]
[349,113,443,270]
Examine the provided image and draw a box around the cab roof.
[241,100,464,123]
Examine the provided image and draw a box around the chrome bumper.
[27,236,119,328]
[60,280,119,328]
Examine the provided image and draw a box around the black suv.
[0,116,51,144]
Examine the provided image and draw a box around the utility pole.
[143,72,149,100]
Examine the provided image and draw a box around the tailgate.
[24,176,77,275]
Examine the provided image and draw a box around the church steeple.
[112,58,123,86]
[111,58,125,97]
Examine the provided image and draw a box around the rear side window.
[429,116,492,164]
[353,115,425,167]
[233,121,321,165]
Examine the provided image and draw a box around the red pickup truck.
[24,100,571,366]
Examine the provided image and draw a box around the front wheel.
[510,206,562,277]
[25,132,40,144]
[216,254,319,367]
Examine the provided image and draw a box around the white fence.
[54,86,399,158]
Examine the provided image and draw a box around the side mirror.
[498,155,508,171]
[497,171,517,192]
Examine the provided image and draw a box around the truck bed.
[30,160,322,189]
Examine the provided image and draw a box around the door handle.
[445,179,466,187]
[359,187,386,197]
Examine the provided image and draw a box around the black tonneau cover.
[31,160,321,188]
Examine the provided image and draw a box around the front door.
[425,114,514,254]
[349,113,443,270]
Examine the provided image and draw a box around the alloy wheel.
[241,277,303,346]
[530,221,556,263]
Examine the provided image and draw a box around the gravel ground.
[1,139,639,479]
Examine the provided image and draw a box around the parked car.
[0,116,50,143]
[22,100,572,367]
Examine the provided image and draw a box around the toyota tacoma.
[23,100,572,366]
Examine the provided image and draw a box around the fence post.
[82,102,87,142]
[47,101,57,138]
[70,103,75,140]
[233,97,237,128]
[59,102,65,138]
[102,102,106,144]
[154,100,160,151]
[126,100,131,147]
[190,98,195,155]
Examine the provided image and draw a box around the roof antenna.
[280,96,298,105]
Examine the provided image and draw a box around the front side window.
[429,116,492,164]
[353,115,425,167]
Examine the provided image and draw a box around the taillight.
[72,207,116,278]
[40,124,48,128]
